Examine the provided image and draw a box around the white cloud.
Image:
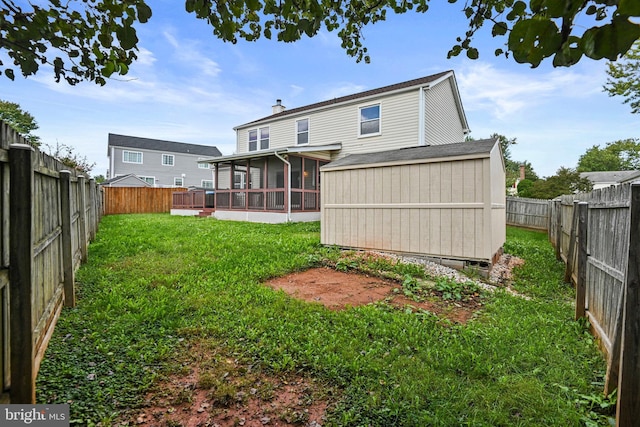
[162,30,221,77]
[322,83,367,100]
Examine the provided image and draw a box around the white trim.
[418,87,426,146]
[357,103,381,138]
[123,150,143,164]
[162,153,175,166]
[296,117,310,145]
[174,177,184,186]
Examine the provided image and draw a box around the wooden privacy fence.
[548,184,640,426]
[103,187,186,214]
[0,121,102,403]
[505,196,550,230]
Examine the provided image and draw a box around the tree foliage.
[0,100,41,147]
[604,40,640,114]
[1,0,639,86]
[527,167,592,199]
[577,138,640,172]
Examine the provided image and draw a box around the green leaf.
[619,0,640,16]
[136,2,152,23]
[466,47,479,59]
[116,26,139,50]
[492,22,508,37]
[581,16,640,60]
[508,18,562,66]
[4,69,15,80]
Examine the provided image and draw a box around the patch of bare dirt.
[265,267,482,324]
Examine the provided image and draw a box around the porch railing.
[214,189,319,212]
[172,190,215,209]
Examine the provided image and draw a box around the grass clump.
[37,217,609,426]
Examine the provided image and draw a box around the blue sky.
[1,2,639,178]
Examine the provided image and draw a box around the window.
[198,162,210,169]
[248,127,269,151]
[359,104,380,136]
[174,177,184,187]
[162,154,175,166]
[260,127,269,150]
[139,176,155,185]
[123,150,142,164]
[296,119,309,145]
[201,180,214,189]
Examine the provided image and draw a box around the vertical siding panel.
[430,163,441,203]
[440,162,452,203]
[409,208,420,253]
[463,209,476,258]
[451,161,463,203]
[441,208,452,256]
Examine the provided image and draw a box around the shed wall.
[321,156,500,261]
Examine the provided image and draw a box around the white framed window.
[201,180,214,189]
[162,154,175,166]
[174,177,184,187]
[296,118,309,145]
[359,104,381,136]
[139,176,155,185]
[123,150,143,164]
[198,162,210,169]
[249,127,270,151]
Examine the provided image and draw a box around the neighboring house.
[580,170,640,190]
[107,134,222,188]
[100,173,151,187]
[200,70,471,223]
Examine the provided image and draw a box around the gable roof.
[100,173,152,187]
[321,139,498,170]
[108,133,222,157]
[579,170,640,184]
[236,70,464,129]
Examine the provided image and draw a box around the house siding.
[236,87,456,158]
[424,79,467,146]
[111,147,214,187]
[321,146,505,263]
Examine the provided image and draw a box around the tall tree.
[528,167,592,199]
[1,0,639,85]
[0,100,41,147]
[604,40,640,114]
[577,139,640,172]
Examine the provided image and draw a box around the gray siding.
[110,146,214,187]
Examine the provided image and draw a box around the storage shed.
[320,138,505,267]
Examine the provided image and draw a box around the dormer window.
[359,104,380,136]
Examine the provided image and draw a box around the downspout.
[274,151,291,222]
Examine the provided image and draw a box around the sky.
[1,2,639,179]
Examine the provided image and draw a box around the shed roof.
[100,173,151,187]
[108,133,222,157]
[236,70,457,129]
[322,139,498,170]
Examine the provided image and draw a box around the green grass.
[37,217,611,426]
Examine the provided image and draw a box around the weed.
[433,277,481,301]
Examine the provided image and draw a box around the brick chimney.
[272,99,286,114]
[519,164,526,181]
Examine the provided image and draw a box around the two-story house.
[197,70,505,266]
[201,70,470,222]
[107,134,222,188]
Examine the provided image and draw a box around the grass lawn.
[37,215,612,426]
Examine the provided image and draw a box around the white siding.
[236,90,423,158]
[321,151,505,263]
[424,79,467,146]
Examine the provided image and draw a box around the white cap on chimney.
[272,99,286,115]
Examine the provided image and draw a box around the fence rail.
[1,121,101,403]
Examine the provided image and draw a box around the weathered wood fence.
[0,121,102,403]
[547,184,640,427]
[506,196,550,230]
[103,187,186,215]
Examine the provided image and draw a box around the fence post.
[77,175,88,262]
[555,200,562,261]
[59,171,75,308]
[564,201,579,284]
[575,202,588,320]
[9,144,35,403]
[616,184,640,426]
[88,179,97,240]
